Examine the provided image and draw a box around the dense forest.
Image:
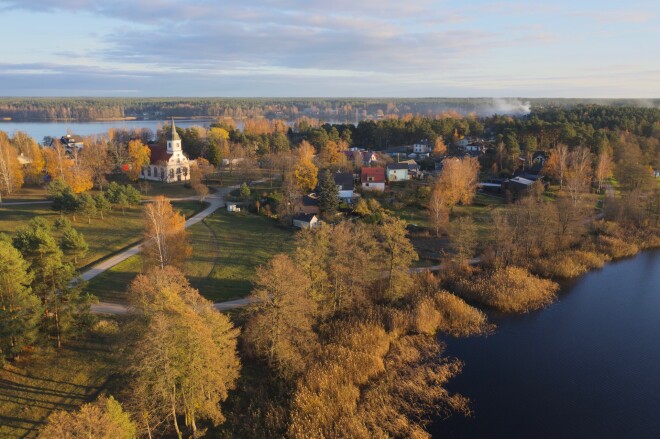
[0,97,658,122]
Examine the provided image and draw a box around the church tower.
[167,118,182,154]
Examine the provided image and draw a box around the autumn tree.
[11,131,44,184]
[80,137,112,189]
[244,254,316,378]
[40,396,135,439]
[0,240,41,361]
[379,215,418,301]
[128,267,240,438]
[428,185,449,237]
[449,216,478,266]
[142,196,191,269]
[544,143,569,188]
[0,131,24,200]
[293,140,318,192]
[43,140,92,193]
[126,139,151,181]
[435,157,480,210]
[595,150,613,193]
[564,146,592,206]
[432,137,447,157]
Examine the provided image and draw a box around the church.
[140,120,191,183]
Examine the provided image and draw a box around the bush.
[595,235,639,259]
[450,266,559,313]
[533,250,610,278]
[433,291,493,337]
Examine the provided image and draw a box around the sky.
[0,0,658,97]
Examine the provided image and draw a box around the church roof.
[167,119,181,141]
[149,145,173,164]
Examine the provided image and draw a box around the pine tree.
[60,227,88,265]
[78,192,97,224]
[318,171,339,214]
[0,240,42,361]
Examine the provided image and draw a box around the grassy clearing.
[0,330,119,439]
[0,200,201,271]
[89,210,294,303]
[188,211,294,302]
[131,181,198,199]
[0,204,144,269]
[1,185,50,202]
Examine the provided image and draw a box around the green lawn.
[0,200,202,271]
[89,210,294,303]
[0,204,144,269]
[0,330,119,439]
[191,211,294,302]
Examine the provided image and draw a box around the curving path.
[88,186,237,314]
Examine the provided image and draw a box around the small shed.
[293,213,319,230]
[227,203,240,212]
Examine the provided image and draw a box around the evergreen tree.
[77,192,97,224]
[0,240,42,361]
[95,193,111,220]
[60,227,88,265]
[318,171,339,214]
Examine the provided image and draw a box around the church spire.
[168,117,181,141]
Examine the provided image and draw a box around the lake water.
[0,119,222,143]
[432,249,660,438]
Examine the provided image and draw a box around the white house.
[386,163,410,182]
[293,213,319,229]
[332,172,355,201]
[141,120,191,183]
[413,142,430,153]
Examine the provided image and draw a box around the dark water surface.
[432,250,660,438]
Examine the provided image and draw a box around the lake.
[0,119,223,143]
[432,250,660,438]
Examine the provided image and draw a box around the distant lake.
[0,119,226,143]
[432,250,660,438]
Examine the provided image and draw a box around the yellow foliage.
[127,139,151,181]
[451,266,559,313]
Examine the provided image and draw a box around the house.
[360,167,386,191]
[413,140,430,154]
[301,193,320,215]
[329,171,355,201]
[344,150,378,166]
[386,163,410,182]
[17,153,33,166]
[60,134,84,151]
[465,145,482,153]
[293,213,319,230]
[140,119,191,183]
[505,176,535,198]
[455,139,470,148]
[227,203,241,212]
[398,159,420,177]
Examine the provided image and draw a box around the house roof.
[293,213,317,223]
[303,193,319,206]
[149,145,173,164]
[387,163,409,171]
[333,172,355,190]
[360,166,385,183]
[60,134,84,145]
[509,176,534,186]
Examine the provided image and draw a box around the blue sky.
[0,0,658,97]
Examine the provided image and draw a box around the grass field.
[0,330,119,439]
[191,211,294,302]
[0,200,202,271]
[89,210,294,303]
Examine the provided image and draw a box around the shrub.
[433,291,493,337]
[533,250,610,278]
[451,266,559,313]
[595,235,639,259]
